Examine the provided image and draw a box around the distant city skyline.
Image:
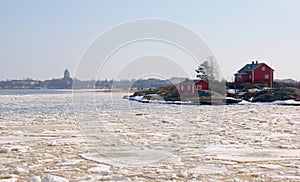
[1,1,300,81]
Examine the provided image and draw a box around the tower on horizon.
[64,69,70,79]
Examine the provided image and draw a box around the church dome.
[64,69,70,79]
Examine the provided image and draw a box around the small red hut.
[179,79,209,95]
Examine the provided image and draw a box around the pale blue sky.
[1,0,300,80]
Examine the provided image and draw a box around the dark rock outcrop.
[252,87,300,102]
[128,85,238,105]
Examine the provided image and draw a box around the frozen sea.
[0,89,299,181]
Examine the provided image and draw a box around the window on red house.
[265,74,269,79]
[197,85,202,90]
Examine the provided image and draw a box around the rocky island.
[126,82,300,106]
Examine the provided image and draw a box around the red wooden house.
[179,79,209,95]
[234,61,274,85]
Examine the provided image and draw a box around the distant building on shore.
[0,79,42,89]
[46,69,73,89]
[234,61,274,86]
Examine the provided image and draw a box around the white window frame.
[197,85,202,90]
[187,85,191,91]
[261,66,265,71]
[181,85,184,91]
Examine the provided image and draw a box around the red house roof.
[236,61,274,75]
[179,79,207,85]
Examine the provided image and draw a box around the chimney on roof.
[252,61,254,64]
[184,78,189,82]
[256,60,258,64]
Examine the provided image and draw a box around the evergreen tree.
[195,56,219,82]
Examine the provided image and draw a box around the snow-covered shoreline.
[126,94,300,106]
[238,99,300,106]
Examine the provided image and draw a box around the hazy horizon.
[1,1,300,81]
